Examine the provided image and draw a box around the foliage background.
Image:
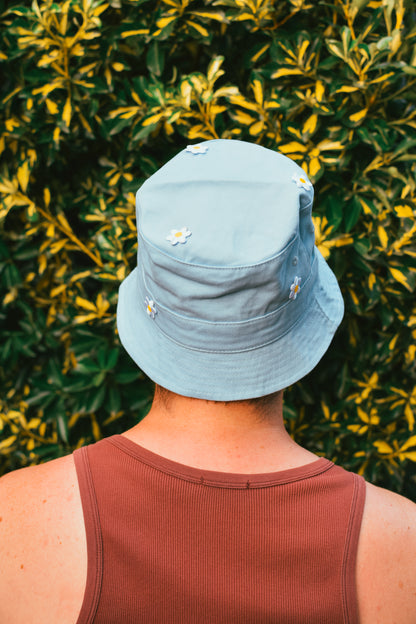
[1,0,415,498]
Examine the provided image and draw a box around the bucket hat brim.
[117,247,344,401]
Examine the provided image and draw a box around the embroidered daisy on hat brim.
[186,144,208,155]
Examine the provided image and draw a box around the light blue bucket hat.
[117,139,344,400]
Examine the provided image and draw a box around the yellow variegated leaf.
[0,435,17,450]
[190,75,206,93]
[394,205,414,218]
[45,98,59,115]
[0,178,18,194]
[318,140,344,151]
[5,118,19,131]
[53,127,61,145]
[109,172,121,186]
[97,273,117,281]
[62,97,72,127]
[17,161,30,193]
[74,313,98,324]
[142,112,165,126]
[370,72,395,84]
[229,95,258,111]
[187,125,213,140]
[302,114,318,135]
[349,108,368,122]
[315,80,325,101]
[357,407,371,424]
[298,40,310,62]
[232,110,257,125]
[373,440,393,454]
[121,29,149,38]
[348,424,365,434]
[368,273,376,290]
[121,110,139,120]
[50,284,66,297]
[50,239,68,254]
[349,288,359,306]
[335,86,359,93]
[4,290,17,305]
[404,403,415,431]
[271,68,303,79]
[234,12,254,22]
[264,100,280,110]
[252,79,263,106]
[91,414,101,441]
[93,3,109,16]
[279,142,307,154]
[210,105,227,115]
[389,334,398,351]
[402,452,416,462]
[186,20,209,37]
[251,44,269,63]
[32,82,63,97]
[156,15,178,29]
[213,86,239,99]
[378,225,388,248]
[75,296,97,312]
[357,197,373,215]
[401,436,416,451]
[56,213,71,230]
[96,294,110,315]
[249,120,264,136]
[308,157,321,176]
[389,267,411,290]
[207,57,224,81]
[190,10,227,22]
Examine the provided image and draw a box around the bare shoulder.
[0,454,87,624]
[356,480,416,624]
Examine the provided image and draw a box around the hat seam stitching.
[138,229,299,270]
[147,293,314,354]
[143,260,316,328]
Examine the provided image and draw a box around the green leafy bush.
[1,0,415,497]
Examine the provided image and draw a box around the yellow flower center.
[175,231,182,238]
[299,177,306,184]
[147,305,152,313]
[294,285,299,293]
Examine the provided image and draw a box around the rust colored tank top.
[73,435,366,624]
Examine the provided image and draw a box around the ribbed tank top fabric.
[73,435,366,624]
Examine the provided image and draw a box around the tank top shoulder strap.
[341,472,366,624]
[73,445,103,624]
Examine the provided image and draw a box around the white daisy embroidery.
[289,276,301,300]
[292,172,312,191]
[186,144,208,155]
[145,296,157,319]
[166,227,192,245]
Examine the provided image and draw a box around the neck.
[122,386,318,472]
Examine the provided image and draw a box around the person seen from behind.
[1,139,416,623]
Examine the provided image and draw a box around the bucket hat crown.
[117,139,344,400]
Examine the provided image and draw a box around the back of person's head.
[117,139,344,401]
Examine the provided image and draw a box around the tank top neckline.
[107,434,334,489]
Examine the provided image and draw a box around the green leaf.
[344,199,361,232]
[146,41,165,77]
